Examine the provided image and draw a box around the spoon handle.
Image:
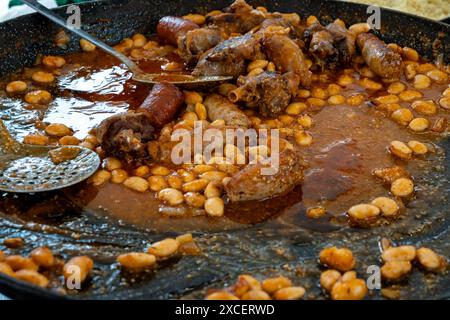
[20,0,142,74]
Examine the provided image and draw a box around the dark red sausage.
[156,16,199,46]
[137,82,184,128]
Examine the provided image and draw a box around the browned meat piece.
[229,71,299,117]
[177,28,224,64]
[373,166,411,185]
[136,83,184,128]
[357,33,403,79]
[96,113,155,164]
[157,16,199,46]
[147,139,179,164]
[309,29,337,67]
[261,30,311,87]
[97,83,183,163]
[203,94,250,127]
[304,21,356,69]
[160,1,265,65]
[195,26,309,116]
[178,0,265,64]
[206,0,265,35]
[193,23,310,82]
[193,33,264,77]
[261,14,305,40]
[224,140,305,201]
[326,22,356,64]
[265,13,301,26]
[304,23,329,51]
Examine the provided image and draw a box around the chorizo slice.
[137,82,184,128]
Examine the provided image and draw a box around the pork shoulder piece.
[326,22,356,65]
[205,0,266,35]
[304,21,356,69]
[96,112,155,164]
[224,140,306,201]
[229,71,299,117]
[261,29,311,87]
[192,32,264,77]
[136,82,184,128]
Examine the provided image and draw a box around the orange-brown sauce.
[1,48,449,234]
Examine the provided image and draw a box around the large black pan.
[0,0,449,300]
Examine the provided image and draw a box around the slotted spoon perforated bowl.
[0,120,100,193]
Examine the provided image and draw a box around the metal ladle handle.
[20,0,143,75]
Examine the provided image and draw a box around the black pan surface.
[0,0,449,300]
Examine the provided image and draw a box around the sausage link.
[224,140,305,201]
[157,16,199,46]
[203,94,251,128]
[357,33,402,79]
[137,82,184,128]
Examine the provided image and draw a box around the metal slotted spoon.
[21,0,232,87]
[0,120,100,193]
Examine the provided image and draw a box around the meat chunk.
[160,1,265,65]
[96,113,155,164]
[326,22,356,65]
[261,29,311,87]
[224,140,305,201]
[260,15,305,41]
[157,16,199,46]
[193,23,310,84]
[308,28,336,65]
[203,94,250,127]
[194,27,309,116]
[176,0,266,64]
[97,83,183,163]
[177,28,223,64]
[357,33,403,79]
[206,0,265,35]
[136,83,184,128]
[304,21,356,70]
[265,13,301,26]
[193,33,264,77]
[229,71,299,117]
